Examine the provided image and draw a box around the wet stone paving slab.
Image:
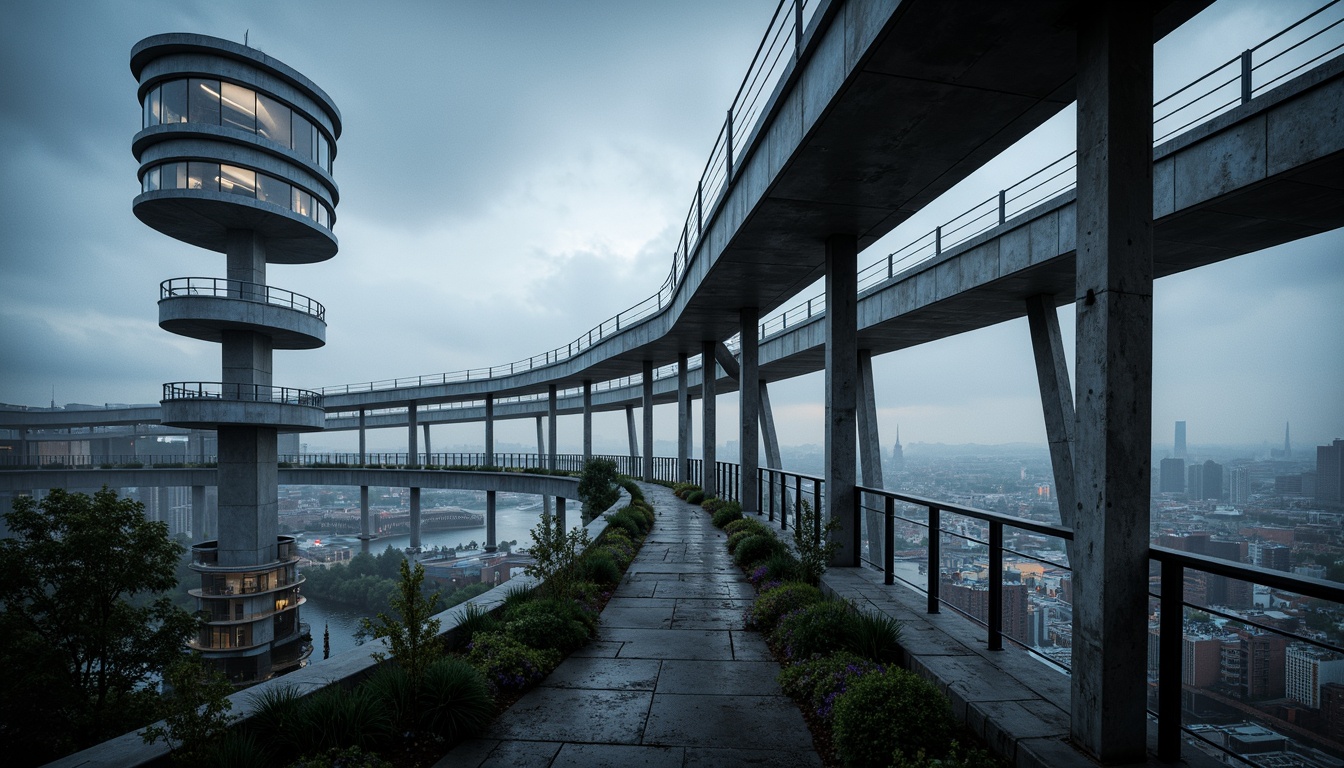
[438,483,821,768]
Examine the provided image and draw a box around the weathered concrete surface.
[825,234,858,567]
[440,483,819,768]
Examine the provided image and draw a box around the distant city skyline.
[2,0,1341,451]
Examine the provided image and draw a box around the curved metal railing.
[162,382,323,408]
[161,277,326,321]
[313,1,1340,398]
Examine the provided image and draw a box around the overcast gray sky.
[1,0,1340,455]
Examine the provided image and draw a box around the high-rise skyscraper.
[1229,466,1251,504]
[1175,421,1187,459]
[1202,460,1223,501]
[1285,421,1292,459]
[1317,439,1344,506]
[1187,464,1204,499]
[1160,457,1185,493]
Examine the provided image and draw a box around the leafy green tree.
[525,506,591,599]
[794,499,842,585]
[0,487,197,763]
[578,458,621,520]
[359,559,443,681]
[141,654,235,765]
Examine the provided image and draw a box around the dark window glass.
[220,165,256,198]
[317,131,329,171]
[257,174,290,207]
[221,82,255,132]
[157,162,186,189]
[143,166,160,192]
[188,162,219,191]
[292,114,314,161]
[317,202,329,228]
[161,80,188,124]
[144,86,161,128]
[256,93,291,148]
[188,79,221,125]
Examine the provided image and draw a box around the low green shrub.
[599,531,636,568]
[362,664,416,733]
[747,582,823,632]
[418,657,492,741]
[712,505,744,528]
[686,490,705,505]
[747,551,802,588]
[630,499,656,527]
[702,497,727,513]
[467,631,560,693]
[580,548,622,586]
[604,509,645,539]
[778,651,886,722]
[502,582,535,610]
[851,610,904,665]
[733,533,786,567]
[504,599,590,653]
[723,517,769,536]
[290,746,393,768]
[212,731,271,768]
[290,685,391,755]
[450,601,499,650]
[244,684,303,761]
[672,482,700,499]
[891,741,1001,768]
[771,600,860,661]
[726,530,753,554]
[618,478,645,503]
[578,458,622,516]
[832,668,955,768]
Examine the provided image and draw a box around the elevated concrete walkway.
[441,483,820,768]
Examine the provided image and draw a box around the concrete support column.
[556,496,566,532]
[857,349,884,565]
[407,402,418,465]
[701,340,717,498]
[408,486,421,553]
[625,405,638,463]
[191,485,206,541]
[582,381,593,464]
[422,423,431,462]
[1071,5,1154,761]
[1026,295,1078,537]
[358,409,366,464]
[536,416,551,516]
[824,233,859,567]
[359,485,371,540]
[642,360,654,482]
[739,308,760,514]
[760,380,784,514]
[548,384,558,471]
[215,425,278,566]
[485,394,494,466]
[18,428,28,464]
[485,490,497,552]
[677,353,690,482]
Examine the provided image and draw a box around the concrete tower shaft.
[133,32,340,684]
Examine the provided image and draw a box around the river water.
[296,497,549,661]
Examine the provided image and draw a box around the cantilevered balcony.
[160,381,325,431]
[159,277,326,349]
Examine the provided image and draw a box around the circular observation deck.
[131,33,340,264]
[159,277,326,349]
[161,382,325,431]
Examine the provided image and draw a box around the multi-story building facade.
[1286,645,1344,709]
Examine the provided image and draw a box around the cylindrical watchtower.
[132,33,340,683]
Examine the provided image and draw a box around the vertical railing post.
[1240,49,1253,104]
[927,506,940,614]
[767,471,775,522]
[1159,559,1185,760]
[988,521,1003,651]
[998,189,1007,225]
[935,225,942,256]
[725,109,735,182]
[887,252,893,279]
[794,0,803,59]
[812,480,821,547]
[795,475,803,532]
[884,496,895,586]
[697,181,704,237]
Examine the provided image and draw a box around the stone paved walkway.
[438,483,821,768]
